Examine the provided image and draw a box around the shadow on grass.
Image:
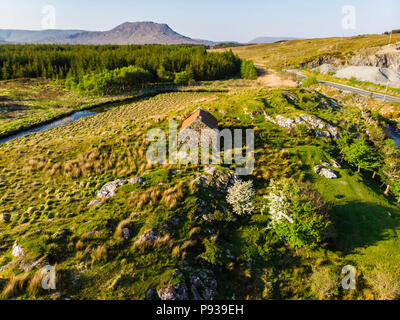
[330,201,400,254]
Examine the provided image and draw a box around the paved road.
[284,69,400,103]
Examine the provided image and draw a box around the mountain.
[248,36,300,44]
[0,22,213,45]
[0,29,84,43]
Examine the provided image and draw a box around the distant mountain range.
[0,22,214,45]
[248,36,301,44]
[0,22,302,46]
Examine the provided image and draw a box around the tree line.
[337,128,400,202]
[0,44,243,82]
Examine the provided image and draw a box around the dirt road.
[256,67,298,88]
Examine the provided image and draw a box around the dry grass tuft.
[91,245,108,264]
[2,273,30,298]
[161,182,185,208]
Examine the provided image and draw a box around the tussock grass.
[2,273,30,298]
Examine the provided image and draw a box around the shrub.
[263,179,297,225]
[263,179,330,249]
[66,65,153,95]
[226,180,256,216]
[240,60,258,80]
[200,238,223,265]
[310,266,340,299]
[302,76,318,88]
[273,197,329,249]
[174,71,192,85]
[364,264,400,300]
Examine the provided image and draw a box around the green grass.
[292,144,400,283]
[0,84,400,300]
[212,33,400,67]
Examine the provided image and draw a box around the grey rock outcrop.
[122,228,131,240]
[12,242,24,257]
[331,159,342,168]
[90,176,145,206]
[97,179,128,199]
[128,176,145,185]
[135,229,158,246]
[193,166,238,192]
[314,165,323,174]
[189,271,218,300]
[157,282,189,300]
[265,113,340,138]
[319,168,338,179]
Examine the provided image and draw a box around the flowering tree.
[263,179,330,249]
[226,180,256,216]
[263,179,296,225]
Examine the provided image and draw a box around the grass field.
[212,34,400,68]
[1,78,399,299]
[0,78,135,136]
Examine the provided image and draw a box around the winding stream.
[0,110,101,145]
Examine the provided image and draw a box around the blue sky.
[0,0,398,42]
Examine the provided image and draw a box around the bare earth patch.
[256,68,298,88]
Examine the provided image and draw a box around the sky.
[0,0,398,42]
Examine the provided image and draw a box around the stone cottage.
[178,107,218,148]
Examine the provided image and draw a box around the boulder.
[88,199,101,207]
[157,282,189,300]
[314,165,323,174]
[319,168,338,179]
[12,242,24,257]
[145,287,156,300]
[128,176,145,185]
[204,165,216,176]
[97,179,128,198]
[315,130,331,138]
[299,114,326,130]
[190,274,217,300]
[135,229,157,246]
[122,228,131,240]
[275,115,296,130]
[331,159,342,169]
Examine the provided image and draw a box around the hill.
[0,22,213,45]
[248,36,300,44]
[213,34,400,68]
[0,29,84,43]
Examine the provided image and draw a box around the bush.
[226,180,256,216]
[157,66,174,82]
[240,60,258,80]
[302,76,318,88]
[273,197,329,249]
[263,179,330,249]
[174,71,192,85]
[310,266,340,299]
[200,238,223,265]
[66,65,153,95]
[364,264,400,300]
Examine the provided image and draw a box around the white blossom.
[263,179,295,225]
[226,180,255,216]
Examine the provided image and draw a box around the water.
[0,110,97,144]
[387,125,400,149]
